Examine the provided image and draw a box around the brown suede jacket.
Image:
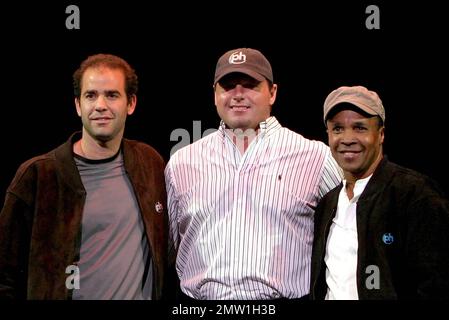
[0,133,168,299]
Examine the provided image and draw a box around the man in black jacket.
[310,85,449,299]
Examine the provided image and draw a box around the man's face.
[214,73,277,131]
[75,67,136,143]
[327,109,384,180]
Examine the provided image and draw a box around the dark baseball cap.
[214,48,273,85]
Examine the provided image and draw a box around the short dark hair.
[73,54,138,102]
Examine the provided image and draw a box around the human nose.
[340,131,357,145]
[94,95,108,111]
[232,84,244,100]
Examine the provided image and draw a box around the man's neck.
[73,132,122,160]
[344,153,383,199]
[226,128,259,155]
[345,181,355,200]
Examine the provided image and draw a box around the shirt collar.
[218,116,281,141]
[342,174,373,201]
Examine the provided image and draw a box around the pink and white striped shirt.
[165,117,342,299]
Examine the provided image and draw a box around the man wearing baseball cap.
[310,85,449,299]
[165,48,343,300]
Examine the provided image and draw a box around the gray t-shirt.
[72,151,152,300]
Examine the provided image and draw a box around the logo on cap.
[155,201,164,213]
[228,51,246,64]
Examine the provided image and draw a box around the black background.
[2,1,448,197]
[1,0,448,315]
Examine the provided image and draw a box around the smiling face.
[75,66,136,145]
[327,109,384,181]
[214,73,277,131]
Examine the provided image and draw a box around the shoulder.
[388,161,435,185]
[385,160,447,199]
[280,127,329,146]
[168,131,219,162]
[276,127,331,155]
[321,184,341,203]
[14,147,59,179]
[123,138,165,165]
[6,145,61,199]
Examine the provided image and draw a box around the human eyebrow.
[83,90,97,97]
[104,90,121,97]
[331,125,343,132]
[328,121,342,128]
[353,121,369,128]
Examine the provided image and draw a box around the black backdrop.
[2,2,448,219]
[1,0,449,315]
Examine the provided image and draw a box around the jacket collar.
[54,132,86,195]
[358,156,391,203]
[322,156,392,212]
[53,132,136,194]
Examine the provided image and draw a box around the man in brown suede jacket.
[0,54,168,299]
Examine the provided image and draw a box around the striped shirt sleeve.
[318,147,343,198]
